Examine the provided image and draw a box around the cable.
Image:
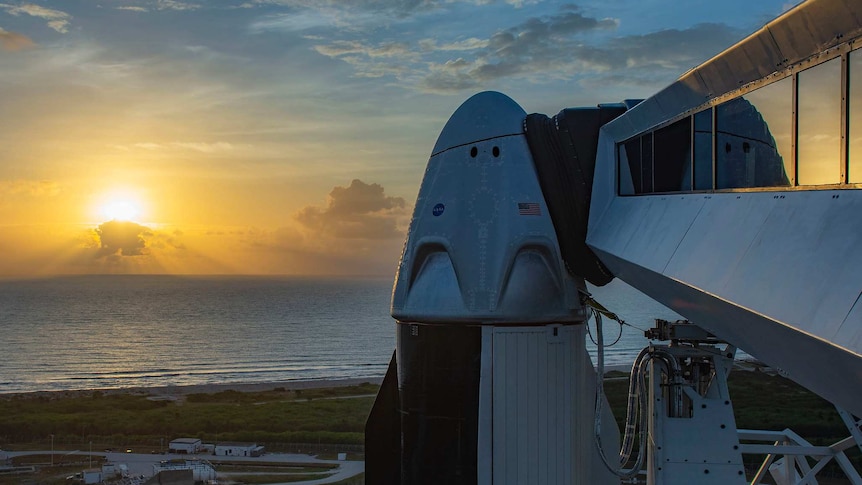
[585,307,624,347]
[581,289,654,480]
[592,307,648,480]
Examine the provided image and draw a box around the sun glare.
[95,191,146,222]
[102,200,141,221]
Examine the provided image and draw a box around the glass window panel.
[641,133,653,193]
[618,143,636,195]
[850,49,862,183]
[693,109,713,190]
[798,57,842,185]
[715,77,793,189]
[621,138,642,194]
[653,117,692,192]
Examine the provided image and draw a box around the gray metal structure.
[366,0,862,483]
[589,0,862,418]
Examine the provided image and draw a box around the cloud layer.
[295,179,407,239]
[0,27,33,50]
[0,0,792,276]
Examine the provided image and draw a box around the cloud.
[111,0,200,12]
[294,179,407,239]
[95,220,152,256]
[0,3,72,33]
[172,141,235,153]
[307,3,743,94]
[0,180,60,197]
[155,0,200,11]
[313,5,621,92]
[602,23,742,70]
[111,141,236,153]
[418,37,489,52]
[248,0,445,19]
[314,40,415,59]
[0,28,34,51]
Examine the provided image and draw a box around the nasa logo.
[432,203,445,217]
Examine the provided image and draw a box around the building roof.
[169,438,201,444]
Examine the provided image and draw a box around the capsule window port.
[492,146,500,157]
[470,146,478,158]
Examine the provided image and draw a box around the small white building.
[213,442,265,457]
[101,464,118,478]
[169,438,202,454]
[153,459,216,482]
[82,469,102,484]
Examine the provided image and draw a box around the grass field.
[0,383,379,452]
[0,371,858,483]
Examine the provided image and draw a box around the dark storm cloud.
[295,179,406,239]
[95,220,152,256]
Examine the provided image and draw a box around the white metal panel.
[835,295,862,351]
[590,248,862,418]
[661,193,777,292]
[489,325,618,485]
[590,190,862,352]
[477,327,494,485]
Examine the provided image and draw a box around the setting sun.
[102,200,141,221]
[95,191,145,222]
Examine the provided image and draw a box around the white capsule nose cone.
[432,91,527,155]
[392,91,582,324]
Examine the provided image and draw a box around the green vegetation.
[0,385,377,451]
[0,372,856,484]
[0,374,849,451]
[602,370,846,439]
[0,454,107,485]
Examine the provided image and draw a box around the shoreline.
[0,376,384,402]
[0,359,771,402]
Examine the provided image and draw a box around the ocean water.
[0,275,681,394]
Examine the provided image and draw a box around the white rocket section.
[391,91,582,324]
[478,325,619,485]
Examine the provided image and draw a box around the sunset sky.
[0,0,794,276]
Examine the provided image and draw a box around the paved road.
[6,450,364,483]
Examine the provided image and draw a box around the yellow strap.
[583,296,623,324]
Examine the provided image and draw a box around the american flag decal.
[518,202,541,216]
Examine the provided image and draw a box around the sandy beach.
[0,376,384,402]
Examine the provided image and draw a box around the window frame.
[615,40,862,196]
